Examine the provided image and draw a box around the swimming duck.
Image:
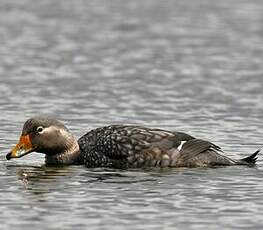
[6,117,259,168]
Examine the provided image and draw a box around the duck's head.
[6,117,74,160]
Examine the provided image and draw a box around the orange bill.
[6,135,35,160]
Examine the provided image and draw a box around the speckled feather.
[77,125,240,168]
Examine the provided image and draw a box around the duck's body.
[7,117,259,168]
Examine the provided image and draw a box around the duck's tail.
[238,149,260,165]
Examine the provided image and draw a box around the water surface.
[0,0,263,229]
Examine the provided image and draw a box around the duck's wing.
[78,125,194,167]
[175,139,237,167]
[177,139,222,161]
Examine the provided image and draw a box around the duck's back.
[77,125,243,168]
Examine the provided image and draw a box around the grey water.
[0,0,263,229]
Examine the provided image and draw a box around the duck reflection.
[8,164,159,194]
[14,165,74,192]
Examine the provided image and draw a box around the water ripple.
[1,0,263,229]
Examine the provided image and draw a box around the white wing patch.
[177,141,186,151]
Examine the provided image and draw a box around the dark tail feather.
[240,149,260,164]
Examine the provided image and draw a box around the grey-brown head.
[6,117,77,161]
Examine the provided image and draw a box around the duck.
[6,117,259,168]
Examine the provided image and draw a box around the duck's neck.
[45,137,81,165]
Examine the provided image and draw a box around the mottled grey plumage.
[7,117,259,168]
[78,125,257,168]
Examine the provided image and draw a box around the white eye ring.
[36,126,44,133]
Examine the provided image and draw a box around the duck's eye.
[36,126,44,133]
